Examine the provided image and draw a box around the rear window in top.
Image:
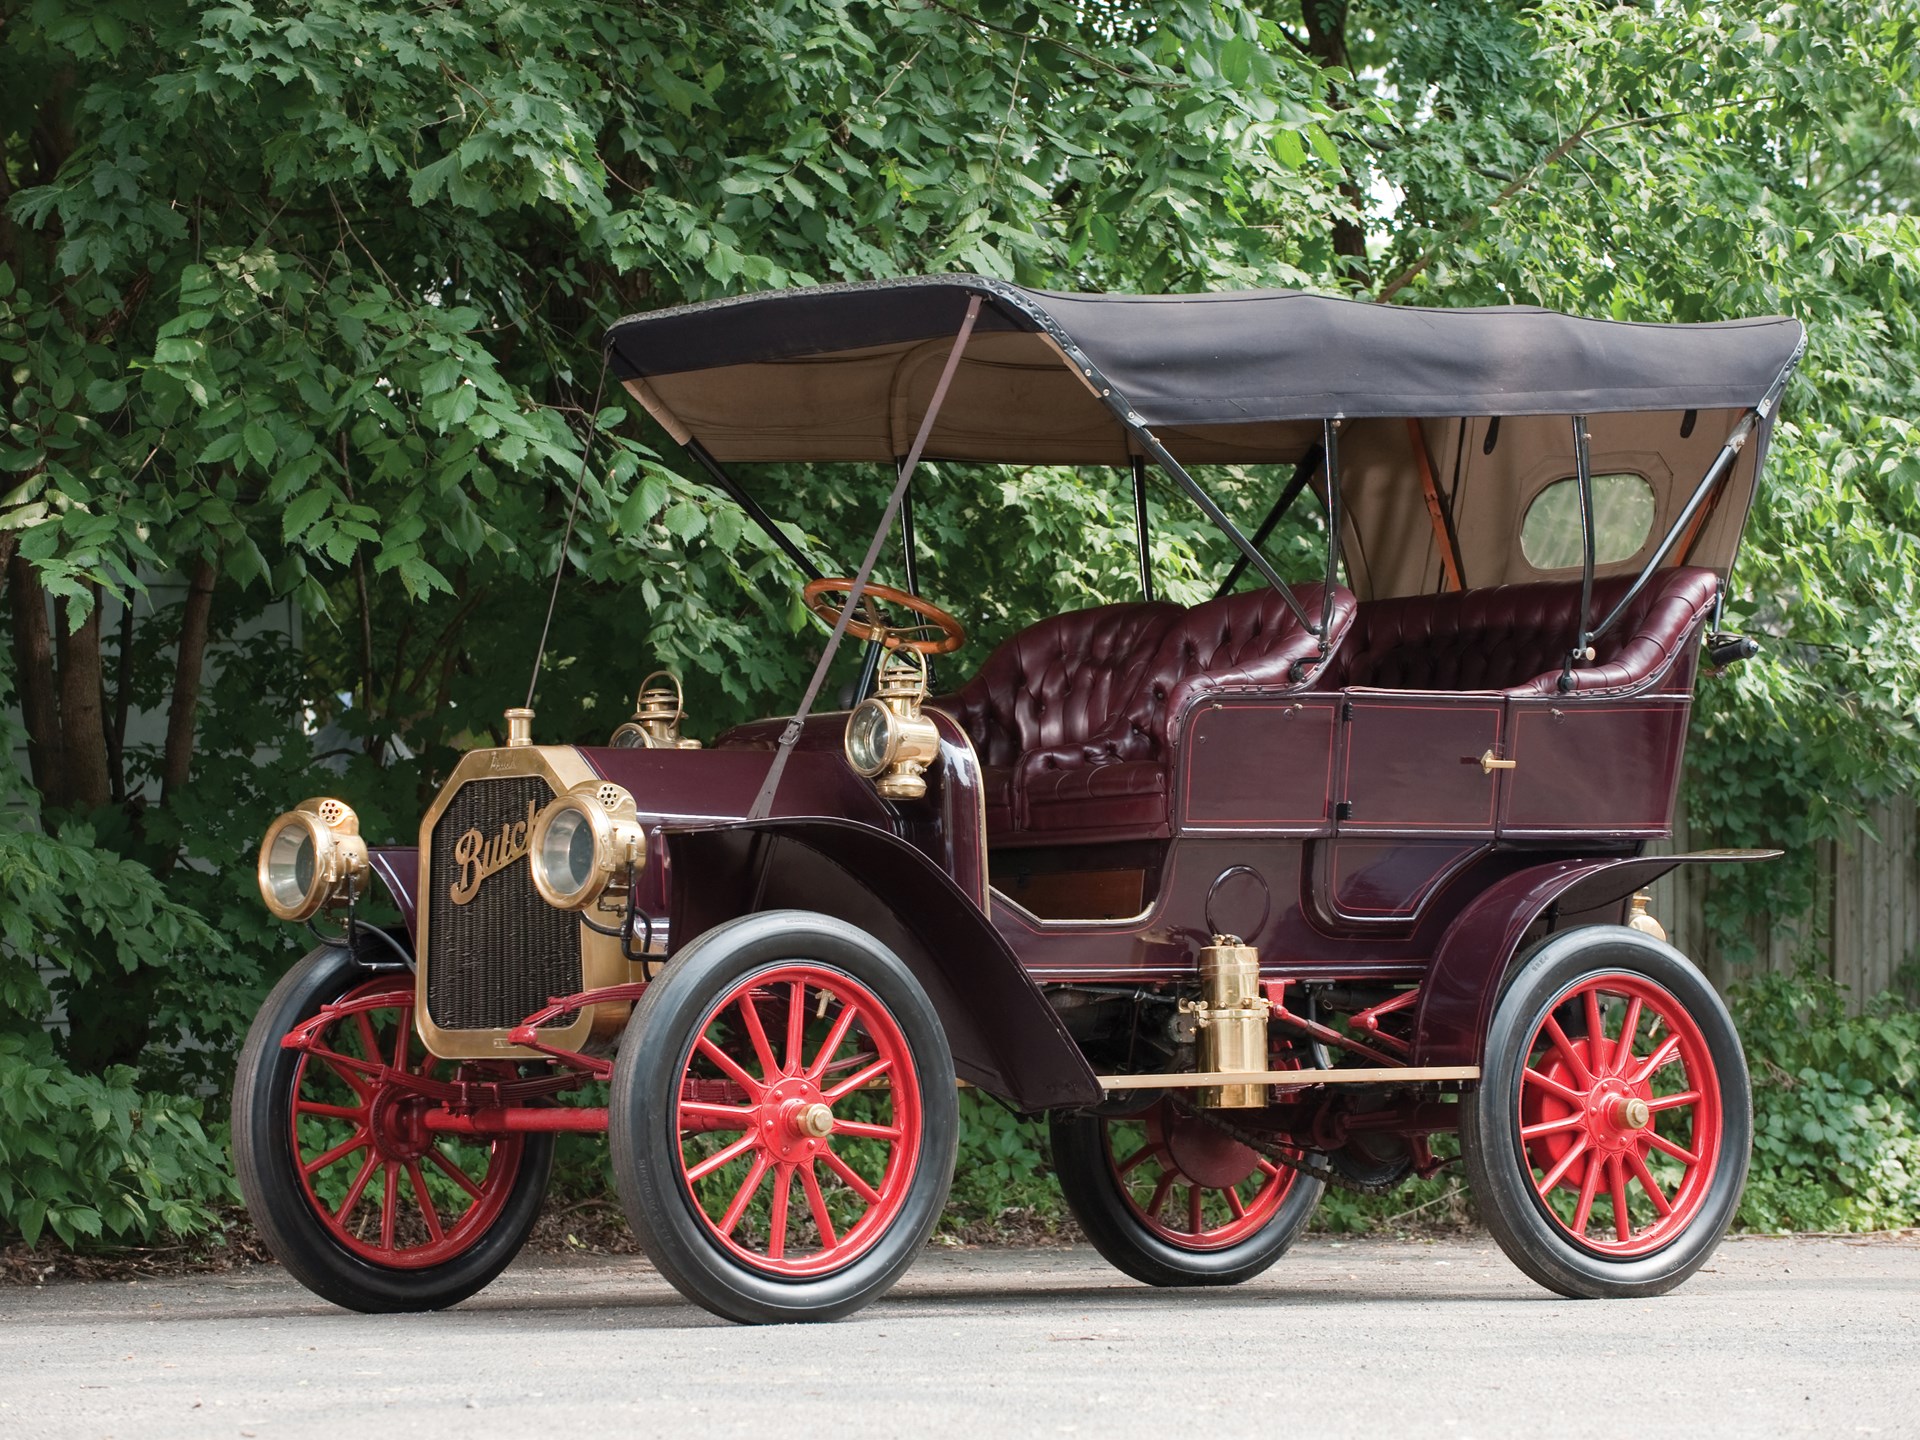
[1521,472,1655,571]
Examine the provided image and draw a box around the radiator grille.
[425,775,582,1031]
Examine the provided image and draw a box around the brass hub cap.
[1614,1096,1652,1132]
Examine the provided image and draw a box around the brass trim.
[1096,1066,1481,1089]
[844,650,940,799]
[415,745,634,1060]
[1626,891,1668,941]
[1478,749,1518,774]
[505,708,535,747]
[527,781,647,910]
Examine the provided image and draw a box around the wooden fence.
[1649,801,1920,1010]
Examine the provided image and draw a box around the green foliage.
[0,1029,236,1247]
[1734,969,1920,1231]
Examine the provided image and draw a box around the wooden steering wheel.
[801,578,967,655]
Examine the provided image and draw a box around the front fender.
[1412,848,1778,1067]
[665,817,1100,1112]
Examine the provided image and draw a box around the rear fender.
[1412,849,1778,1067]
[666,818,1100,1112]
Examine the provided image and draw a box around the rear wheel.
[1461,928,1750,1299]
[609,911,958,1323]
[1050,1099,1323,1287]
[232,946,553,1312]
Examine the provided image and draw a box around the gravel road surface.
[2,1235,1915,1439]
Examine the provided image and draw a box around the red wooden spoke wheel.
[233,946,553,1313]
[673,964,923,1278]
[288,978,527,1270]
[1462,929,1750,1300]
[1051,1098,1323,1288]
[1102,1101,1300,1251]
[609,911,957,1324]
[1517,973,1722,1258]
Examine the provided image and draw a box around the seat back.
[1327,566,1720,695]
[1106,585,1357,760]
[936,601,1182,766]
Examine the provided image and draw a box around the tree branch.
[159,558,218,810]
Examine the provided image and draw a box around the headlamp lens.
[538,804,598,900]
[846,701,895,776]
[264,818,319,915]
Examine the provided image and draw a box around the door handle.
[1478,749,1517,774]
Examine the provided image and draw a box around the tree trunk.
[7,554,64,810]
[54,588,112,811]
[160,558,218,806]
[1301,0,1370,273]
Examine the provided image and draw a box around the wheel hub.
[759,1076,835,1163]
[367,1089,433,1163]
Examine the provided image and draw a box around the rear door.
[1335,691,1507,836]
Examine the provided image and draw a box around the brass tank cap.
[504,707,535,748]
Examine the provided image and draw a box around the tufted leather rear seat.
[938,586,1352,842]
[1322,565,1721,697]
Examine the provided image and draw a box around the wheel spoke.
[1583,988,1609,1077]
[1145,1172,1176,1220]
[425,1144,485,1200]
[310,1047,377,1098]
[800,1161,838,1249]
[696,1034,766,1098]
[335,1152,379,1221]
[735,990,781,1083]
[1254,1158,1281,1178]
[806,1000,861,1081]
[785,979,807,1075]
[767,1165,791,1260]
[380,1163,399,1249]
[1625,1148,1672,1217]
[824,1055,893,1102]
[295,1100,367,1122]
[684,1132,759,1184]
[302,1131,369,1177]
[679,1101,755,1132]
[1572,1149,1604,1235]
[1613,997,1643,1077]
[1224,1187,1247,1219]
[1644,1129,1701,1167]
[1630,1034,1683,1085]
[818,1143,883,1206]
[1608,1154,1632,1242]
[1522,1065,1584,1106]
[1646,1089,1702,1113]
[1116,1143,1165,1177]
[390,1006,411,1070]
[831,1119,902,1142]
[1186,1186,1204,1234]
[1543,1016,1594,1086]
[718,1152,772,1236]
[1520,1113,1586,1140]
[352,1011,383,1068]
[1535,1135,1589,1197]
[407,1161,445,1242]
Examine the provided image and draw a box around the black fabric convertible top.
[605,275,1805,431]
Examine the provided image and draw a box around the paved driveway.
[2,1235,1915,1438]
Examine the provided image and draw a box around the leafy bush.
[1733,970,1920,1232]
[0,1030,236,1247]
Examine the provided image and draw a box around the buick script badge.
[448,800,540,905]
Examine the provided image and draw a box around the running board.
[1096,1066,1479,1089]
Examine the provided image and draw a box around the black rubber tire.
[1461,926,1751,1299]
[1049,1107,1324,1287]
[231,946,554,1313]
[608,911,958,1324]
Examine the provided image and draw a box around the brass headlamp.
[528,781,647,911]
[257,798,370,922]
[610,670,702,750]
[844,649,941,799]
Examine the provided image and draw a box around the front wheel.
[232,946,553,1312]
[609,911,958,1324]
[1050,1099,1323,1287]
[1461,927,1751,1299]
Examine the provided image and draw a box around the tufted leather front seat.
[1322,565,1721,696]
[938,587,1353,842]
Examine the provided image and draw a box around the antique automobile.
[233,277,1805,1323]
